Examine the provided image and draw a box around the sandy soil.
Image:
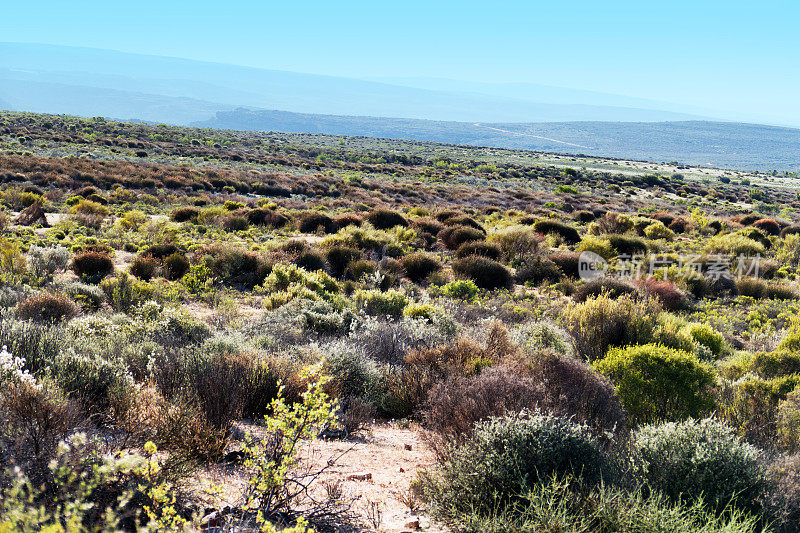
[191,423,447,532]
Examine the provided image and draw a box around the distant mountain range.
[196,109,800,172]
[0,43,711,124]
[1,42,799,171]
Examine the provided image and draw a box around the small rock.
[347,472,372,481]
[399,467,405,473]
[404,444,413,451]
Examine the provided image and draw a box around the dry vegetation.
[2,111,800,531]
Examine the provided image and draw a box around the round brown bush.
[413,217,444,236]
[573,277,639,302]
[549,252,582,278]
[452,256,512,290]
[162,253,190,281]
[222,215,249,232]
[170,206,200,223]
[129,255,158,281]
[668,218,689,233]
[400,252,442,283]
[16,292,79,322]
[71,252,114,282]
[334,213,363,229]
[442,215,485,233]
[455,241,502,260]
[439,225,485,250]
[142,243,180,260]
[533,219,581,244]
[326,246,362,278]
[753,218,781,236]
[366,208,408,230]
[515,256,562,285]
[298,212,337,234]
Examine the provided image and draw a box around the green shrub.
[399,252,442,283]
[354,289,408,318]
[442,475,760,533]
[421,413,606,518]
[442,279,479,301]
[206,246,270,287]
[706,233,766,256]
[607,233,649,255]
[71,252,114,283]
[487,226,541,263]
[15,292,78,322]
[576,235,616,260]
[594,344,716,424]
[644,221,675,240]
[452,256,512,290]
[561,293,660,362]
[100,272,155,312]
[630,418,767,513]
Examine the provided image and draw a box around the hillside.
[197,108,800,171]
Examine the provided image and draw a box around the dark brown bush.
[515,256,562,285]
[546,252,579,279]
[439,225,485,250]
[334,213,363,229]
[294,249,327,272]
[162,253,190,281]
[422,366,545,454]
[452,255,512,290]
[298,211,337,234]
[412,217,444,236]
[637,277,686,311]
[326,246,362,278]
[16,292,79,322]
[206,246,271,287]
[434,210,462,223]
[526,350,627,436]
[366,208,408,230]
[650,212,676,226]
[142,243,180,260]
[442,215,485,233]
[400,252,442,283]
[222,215,249,232]
[455,241,501,260]
[71,251,114,282]
[753,218,781,236]
[737,213,761,226]
[574,210,596,223]
[573,277,640,302]
[129,255,159,281]
[607,234,648,255]
[170,206,199,223]
[668,218,689,233]
[781,225,800,238]
[533,219,581,244]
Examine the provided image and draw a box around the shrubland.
[0,111,800,530]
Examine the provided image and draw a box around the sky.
[2,0,799,125]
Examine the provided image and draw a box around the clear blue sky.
[3,0,799,125]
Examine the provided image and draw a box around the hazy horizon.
[2,0,800,127]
